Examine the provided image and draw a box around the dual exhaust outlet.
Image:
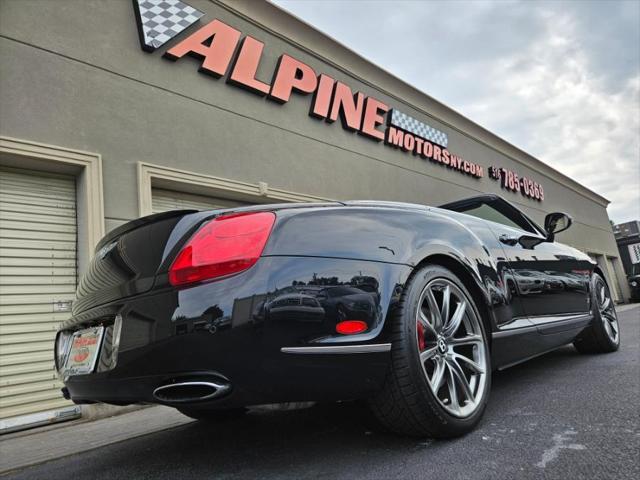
[153,377,231,404]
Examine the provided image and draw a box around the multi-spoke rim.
[595,277,619,344]
[416,278,488,418]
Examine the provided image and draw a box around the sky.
[272,0,640,223]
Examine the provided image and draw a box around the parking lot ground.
[2,304,638,480]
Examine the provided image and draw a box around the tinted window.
[460,204,524,230]
[441,197,539,234]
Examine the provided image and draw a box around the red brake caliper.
[417,321,426,351]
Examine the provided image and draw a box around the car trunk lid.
[72,203,344,315]
[72,210,197,315]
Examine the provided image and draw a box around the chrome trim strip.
[528,313,591,326]
[493,314,593,339]
[496,317,535,331]
[492,325,538,339]
[280,343,392,354]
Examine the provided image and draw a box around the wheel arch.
[591,265,609,300]
[593,266,609,286]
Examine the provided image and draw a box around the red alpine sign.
[133,0,550,199]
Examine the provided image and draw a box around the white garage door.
[0,166,77,422]
[151,188,250,214]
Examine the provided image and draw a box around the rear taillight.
[168,211,276,287]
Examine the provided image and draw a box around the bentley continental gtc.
[55,195,620,437]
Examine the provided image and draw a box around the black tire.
[177,407,248,422]
[574,273,620,354]
[368,264,491,438]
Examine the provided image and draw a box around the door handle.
[499,234,519,246]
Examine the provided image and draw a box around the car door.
[495,227,591,320]
[442,196,591,320]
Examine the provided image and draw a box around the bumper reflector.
[336,320,367,335]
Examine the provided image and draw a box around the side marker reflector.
[336,320,367,335]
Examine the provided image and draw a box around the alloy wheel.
[595,277,619,344]
[416,279,488,418]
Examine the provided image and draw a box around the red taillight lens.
[168,212,276,287]
[336,320,368,335]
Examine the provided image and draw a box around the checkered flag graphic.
[134,0,204,51]
[389,109,448,148]
[629,243,640,264]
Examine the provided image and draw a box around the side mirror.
[516,212,573,250]
[544,212,572,241]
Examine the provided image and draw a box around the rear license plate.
[63,326,104,376]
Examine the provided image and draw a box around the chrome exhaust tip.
[153,379,231,403]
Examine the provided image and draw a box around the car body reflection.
[266,293,325,323]
[262,276,380,330]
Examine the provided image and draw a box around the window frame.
[440,195,546,237]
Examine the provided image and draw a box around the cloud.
[457,7,640,223]
[273,0,640,222]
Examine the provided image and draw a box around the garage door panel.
[1,215,76,231]
[0,229,76,243]
[0,192,75,211]
[0,225,76,242]
[0,248,76,260]
[0,184,74,197]
[1,288,75,300]
[0,201,76,217]
[1,397,72,420]
[0,321,66,335]
[0,266,77,277]
[0,312,71,326]
[0,167,77,422]
[0,177,74,190]
[1,340,55,356]
[0,388,64,409]
[0,178,75,195]
[0,350,53,367]
[0,186,75,204]
[151,188,248,214]
[1,370,58,387]
[0,238,76,251]
[0,303,71,316]
[0,210,76,225]
[0,293,76,306]
[0,256,76,267]
[0,369,62,395]
[0,330,57,346]
[0,275,76,286]
[0,379,65,400]
[0,169,75,185]
[0,360,55,378]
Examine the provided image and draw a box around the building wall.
[0,0,620,256]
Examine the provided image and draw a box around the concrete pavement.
[2,304,638,479]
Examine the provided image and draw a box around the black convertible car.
[55,195,620,437]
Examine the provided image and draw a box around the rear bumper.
[60,256,410,408]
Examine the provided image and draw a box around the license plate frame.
[62,326,104,377]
